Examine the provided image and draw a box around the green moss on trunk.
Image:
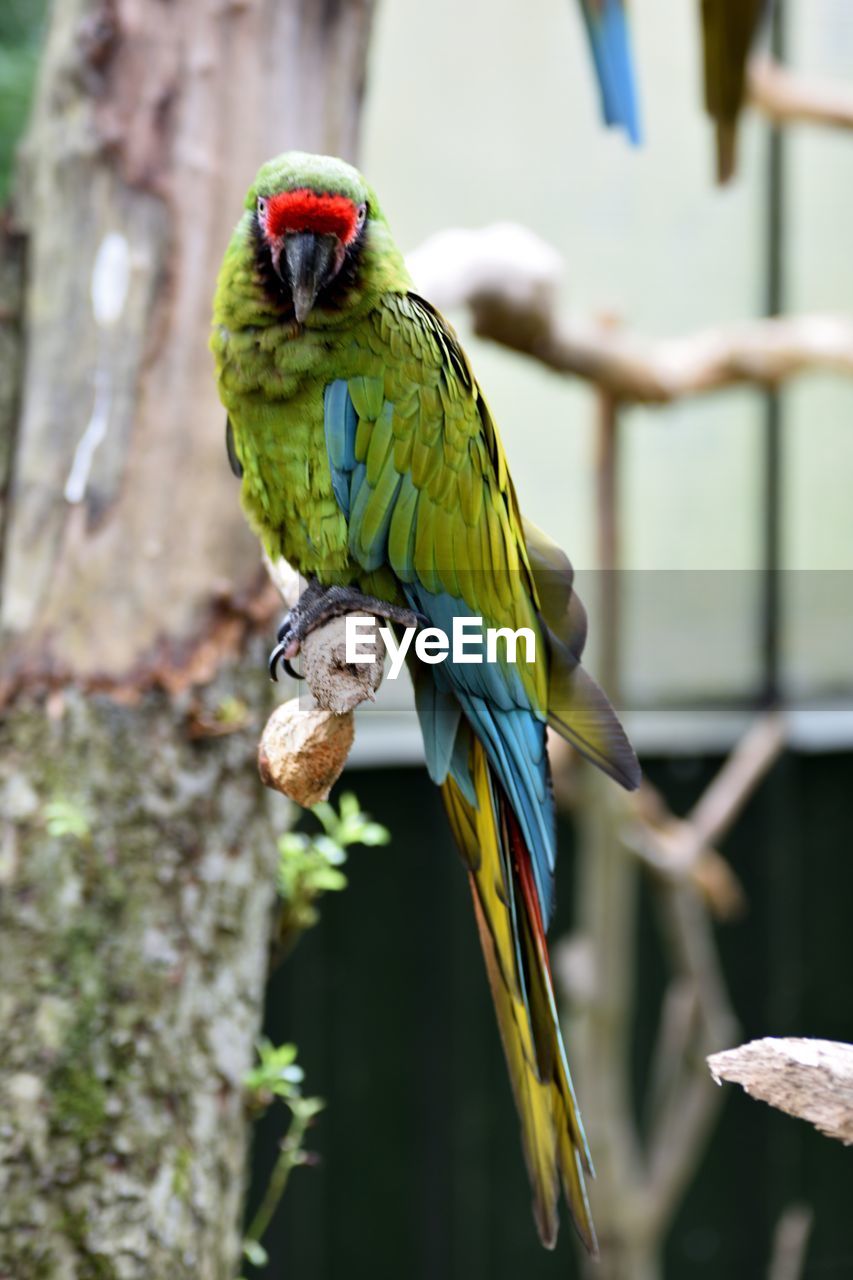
[0,673,284,1280]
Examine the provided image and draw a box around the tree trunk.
[0,1,373,1276]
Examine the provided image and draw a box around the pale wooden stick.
[750,56,853,132]
[687,713,787,851]
[408,226,853,404]
[472,299,853,404]
[709,1038,853,1145]
[625,712,786,890]
[257,613,386,806]
[767,1204,814,1280]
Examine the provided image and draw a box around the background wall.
[251,756,853,1279]
[359,0,853,720]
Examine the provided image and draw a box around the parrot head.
[246,151,397,323]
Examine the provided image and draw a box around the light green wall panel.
[362,0,773,710]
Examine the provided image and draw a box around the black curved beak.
[282,231,339,323]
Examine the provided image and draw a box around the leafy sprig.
[241,793,389,1272]
[275,791,389,947]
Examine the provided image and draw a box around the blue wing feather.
[579,0,642,144]
[411,664,463,786]
[324,377,559,927]
[324,380,357,516]
[404,582,558,925]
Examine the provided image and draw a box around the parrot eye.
[356,204,367,228]
[256,196,267,218]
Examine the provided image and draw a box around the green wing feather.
[344,292,638,789]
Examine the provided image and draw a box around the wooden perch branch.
[258,615,385,807]
[625,781,747,919]
[709,1038,853,1145]
[768,1204,814,1280]
[473,300,853,403]
[750,56,853,133]
[558,770,740,1278]
[624,712,785,909]
[643,881,738,1238]
[571,698,782,1253]
[409,228,853,404]
[680,712,786,853]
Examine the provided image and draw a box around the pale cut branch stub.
[258,615,386,806]
[750,56,853,133]
[708,1037,853,1145]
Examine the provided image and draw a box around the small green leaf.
[313,834,346,864]
[338,792,360,820]
[244,1039,306,1099]
[242,1239,269,1267]
[215,695,249,725]
[310,800,337,836]
[278,831,309,857]
[308,866,347,892]
[274,793,390,944]
[359,822,390,846]
[290,1095,325,1121]
[43,799,91,841]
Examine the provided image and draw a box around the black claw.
[269,638,303,682]
[268,643,285,682]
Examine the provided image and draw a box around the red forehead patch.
[263,190,360,244]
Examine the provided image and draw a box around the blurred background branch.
[750,56,853,132]
[767,1204,815,1280]
[411,229,853,404]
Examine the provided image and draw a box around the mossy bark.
[0,671,283,1280]
[0,0,374,1275]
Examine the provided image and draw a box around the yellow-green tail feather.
[442,741,598,1255]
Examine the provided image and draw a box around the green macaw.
[211,152,640,1253]
[700,0,769,181]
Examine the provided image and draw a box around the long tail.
[700,0,768,181]
[442,735,597,1254]
[578,0,642,145]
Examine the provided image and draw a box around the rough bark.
[2,0,373,689]
[0,0,374,1276]
[709,1038,853,1145]
[0,671,279,1280]
[258,615,386,807]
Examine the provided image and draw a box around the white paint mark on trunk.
[91,232,130,327]
[64,371,111,503]
[63,233,131,502]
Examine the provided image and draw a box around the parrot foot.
[269,581,425,681]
